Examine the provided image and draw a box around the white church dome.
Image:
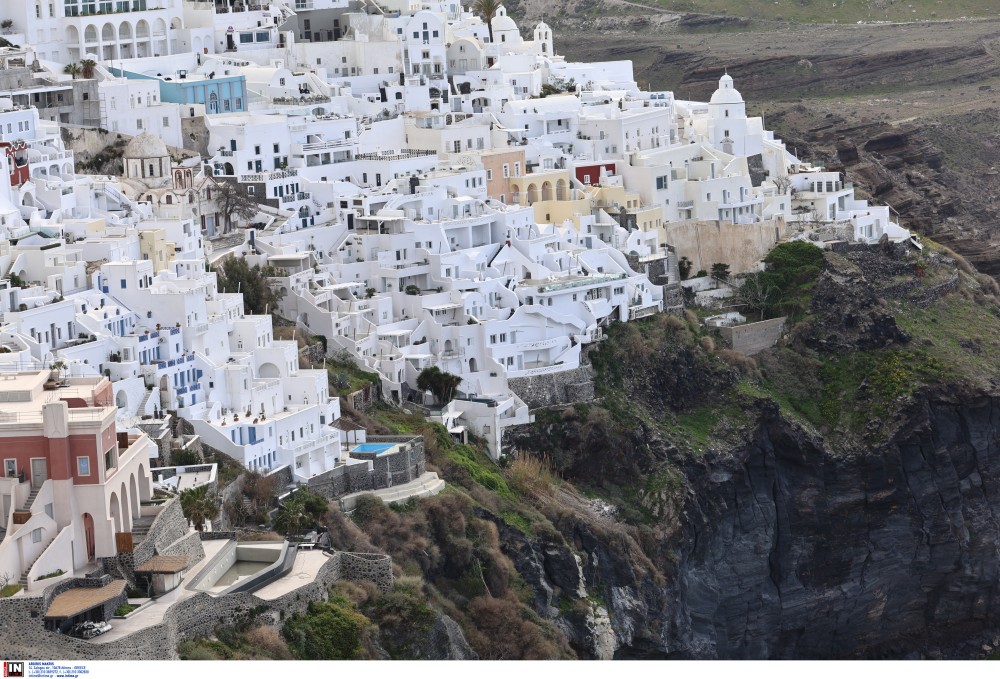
[709,73,744,105]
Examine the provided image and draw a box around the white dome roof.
[124,131,169,159]
[710,73,744,105]
[491,6,518,32]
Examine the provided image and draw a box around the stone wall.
[666,218,788,275]
[101,499,194,585]
[161,532,206,566]
[344,384,378,412]
[509,365,595,408]
[0,551,393,660]
[299,342,326,368]
[718,317,787,355]
[307,436,424,500]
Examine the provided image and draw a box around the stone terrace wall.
[307,436,425,500]
[509,365,595,408]
[102,498,192,584]
[161,532,206,565]
[0,551,393,660]
[719,317,787,356]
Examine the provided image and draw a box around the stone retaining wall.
[718,317,787,356]
[509,365,595,408]
[0,551,393,660]
[307,437,425,500]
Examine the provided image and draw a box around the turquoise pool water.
[352,443,395,455]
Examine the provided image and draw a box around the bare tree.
[737,272,780,321]
[213,180,261,233]
[771,174,792,194]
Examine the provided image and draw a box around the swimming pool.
[352,443,395,455]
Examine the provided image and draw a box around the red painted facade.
[574,163,617,186]
[0,141,30,188]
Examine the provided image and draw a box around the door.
[31,459,48,489]
[83,513,95,561]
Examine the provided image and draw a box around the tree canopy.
[417,366,462,405]
[213,257,285,315]
[180,485,218,532]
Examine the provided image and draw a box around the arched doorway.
[556,178,568,201]
[259,362,280,379]
[469,357,478,372]
[82,513,96,561]
[129,473,140,521]
[109,492,121,533]
[541,181,553,201]
[119,481,131,532]
[115,389,128,411]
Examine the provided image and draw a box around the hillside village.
[0,0,914,658]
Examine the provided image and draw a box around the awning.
[134,555,189,574]
[45,581,127,619]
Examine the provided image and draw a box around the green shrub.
[282,597,370,659]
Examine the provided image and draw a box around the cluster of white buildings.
[0,0,912,501]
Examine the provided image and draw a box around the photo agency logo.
[3,662,24,678]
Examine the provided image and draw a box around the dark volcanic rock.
[794,251,911,351]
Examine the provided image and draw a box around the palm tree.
[273,496,307,536]
[472,0,503,44]
[80,59,96,79]
[63,63,81,80]
[180,486,218,532]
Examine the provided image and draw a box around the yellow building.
[509,169,591,225]
[138,229,174,273]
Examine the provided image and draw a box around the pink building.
[0,371,155,592]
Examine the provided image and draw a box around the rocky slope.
[495,245,1000,659]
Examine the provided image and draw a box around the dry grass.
[243,626,292,659]
[507,453,558,497]
[717,349,759,377]
[700,335,716,353]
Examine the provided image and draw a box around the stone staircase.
[136,388,154,418]
[20,487,39,513]
[130,516,156,544]
[18,555,40,588]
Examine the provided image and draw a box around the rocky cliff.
[496,244,1000,659]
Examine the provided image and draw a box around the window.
[254,145,261,155]
[32,528,42,544]
[273,143,279,153]
[656,176,667,190]
[502,164,509,178]
[4,459,15,477]
[120,279,127,289]
[77,457,90,476]
[105,447,116,471]
[486,169,493,180]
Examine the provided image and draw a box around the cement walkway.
[338,471,445,512]
[92,538,230,644]
[254,550,330,600]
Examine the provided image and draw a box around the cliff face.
[504,390,1000,659]
[672,391,1000,658]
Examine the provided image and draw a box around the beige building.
[138,229,174,273]
[479,148,525,204]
